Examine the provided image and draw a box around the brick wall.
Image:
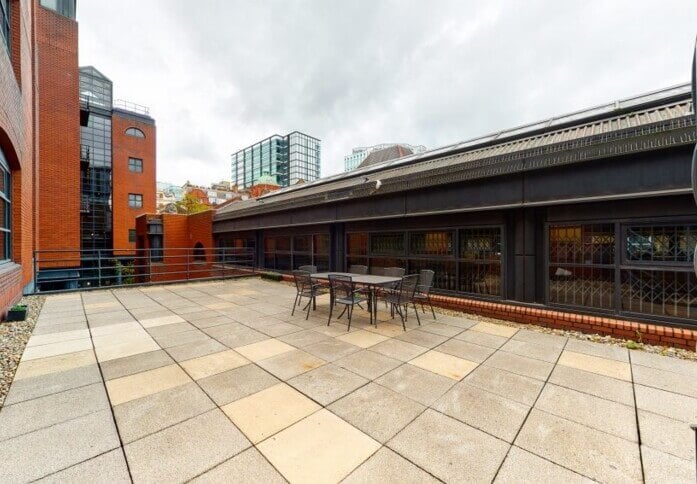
[111,112,156,254]
[35,4,80,267]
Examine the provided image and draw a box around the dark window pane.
[409,231,453,256]
[549,224,614,265]
[275,236,291,252]
[409,259,457,291]
[625,225,696,264]
[347,233,367,255]
[293,235,311,253]
[459,261,502,296]
[313,234,329,255]
[293,253,312,269]
[460,228,502,261]
[128,229,136,243]
[621,269,696,320]
[369,257,405,272]
[125,127,145,138]
[548,265,614,309]
[370,233,405,256]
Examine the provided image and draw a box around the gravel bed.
[0,295,45,408]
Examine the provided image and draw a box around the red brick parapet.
[428,294,697,352]
[275,272,696,351]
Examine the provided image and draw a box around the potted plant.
[6,304,27,322]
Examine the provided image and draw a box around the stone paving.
[1,278,696,483]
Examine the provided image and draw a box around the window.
[128,229,136,243]
[458,228,502,296]
[193,242,205,262]
[0,0,8,51]
[125,127,145,138]
[0,146,10,262]
[147,220,163,262]
[40,0,76,18]
[263,233,329,271]
[128,193,143,208]
[128,157,143,173]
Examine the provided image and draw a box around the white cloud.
[77,0,696,185]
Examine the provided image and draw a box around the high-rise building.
[344,143,426,171]
[231,131,320,189]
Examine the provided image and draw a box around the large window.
[0,146,10,262]
[40,0,76,18]
[263,233,329,272]
[128,157,143,173]
[128,193,143,208]
[1,0,9,51]
[548,222,697,323]
[347,227,503,295]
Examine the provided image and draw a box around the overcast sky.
[77,1,696,187]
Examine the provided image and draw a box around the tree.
[175,193,208,214]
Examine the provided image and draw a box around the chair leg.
[347,305,353,331]
[313,296,317,311]
[337,306,347,319]
[428,294,436,319]
[292,293,298,316]
[327,300,334,326]
[421,302,426,314]
[413,302,421,326]
[395,304,406,330]
[306,296,313,320]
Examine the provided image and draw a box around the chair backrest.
[370,266,385,276]
[417,269,435,295]
[292,270,312,293]
[298,265,317,274]
[328,273,353,299]
[396,274,419,303]
[349,264,368,275]
[384,267,406,278]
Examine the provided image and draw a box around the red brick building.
[0,0,155,312]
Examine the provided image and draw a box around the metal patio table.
[311,272,402,326]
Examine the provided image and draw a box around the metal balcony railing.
[32,247,257,293]
[113,99,150,116]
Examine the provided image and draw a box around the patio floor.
[1,279,696,483]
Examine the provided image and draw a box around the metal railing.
[113,99,150,116]
[32,247,256,293]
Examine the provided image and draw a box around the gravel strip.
[0,295,45,408]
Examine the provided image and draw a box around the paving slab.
[256,348,326,380]
[484,350,554,381]
[277,328,332,347]
[634,384,697,423]
[565,338,628,362]
[637,410,696,461]
[11,349,95,381]
[640,445,695,484]
[180,349,249,380]
[419,321,464,337]
[0,383,110,442]
[375,364,455,406]
[515,409,643,483]
[557,350,631,381]
[632,363,697,399]
[257,409,380,484]
[99,349,174,381]
[0,409,120,482]
[534,383,638,442]
[222,382,320,443]
[336,329,389,348]
[343,446,439,484]
[124,409,250,483]
[20,337,93,361]
[464,365,544,406]
[368,338,428,361]
[409,350,478,380]
[395,329,449,348]
[388,409,510,483]
[495,446,593,483]
[511,329,567,348]
[329,382,425,443]
[471,321,518,338]
[4,363,102,405]
[165,338,228,362]
[288,363,368,406]
[105,364,191,406]
[304,338,362,362]
[435,338,496,362]
[197,363,279,406]
[434,381,530,442]
[191,447,285,483]
[630,350,697,377]
[113,381,215,443]
[500,338,563,363]
[455,328,510,348]
[334,349,401,380]
[547,364,635,406]
[35,448,131,484]
[235,338,295,361]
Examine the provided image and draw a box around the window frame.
[0,145,10,263]
[125,127,145,138]
[128,193,143,208]
[0,0,9,53]
[128,229,136,243]
[128,157,143,173]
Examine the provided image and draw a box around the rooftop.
[217,83,694,221]
[2,278,695,482]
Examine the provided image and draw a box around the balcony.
[113,99,150,116]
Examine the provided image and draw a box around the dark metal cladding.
[692,37,697,272]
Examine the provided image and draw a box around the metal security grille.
[621,269,696,320]
[625,225,696,263]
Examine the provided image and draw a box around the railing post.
[97,250,102,287]
[33,251,38,293]
[186,250,190,280]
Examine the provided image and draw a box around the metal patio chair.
[380,266,405,305]
[327,274,368,331]
[414,269,437,319]
[381,274,420,330]
[349,264,368,275]
[298,265,317,273]
[291,270,325,320]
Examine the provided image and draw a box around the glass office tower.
[79,66,113,251]
[231,131,320,189]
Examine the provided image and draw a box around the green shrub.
[260,271,283,282]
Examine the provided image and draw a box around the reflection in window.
[548,224,614,310]
[40,0,76,18]
[1,0,9,51]
[459,228,502,296]
[125,127,145,138]
[128,193,143,208]
[128,157,143,173]
[370,233,405,256]
[0,146,10,262]
[625,225,696,263]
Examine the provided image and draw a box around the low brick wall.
[0,264,24,319]
[277,273,697,351]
